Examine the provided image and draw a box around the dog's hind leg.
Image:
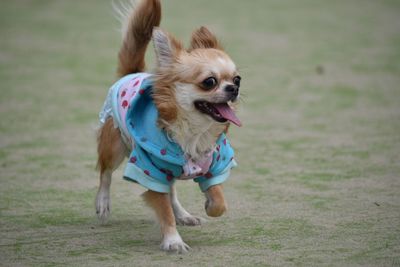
[143,190,190,253]
[96,169,113,222]
[95,118,127,222]
[170,184,204,226]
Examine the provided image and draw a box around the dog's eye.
[202,77,218,90]
[233,76,241,87]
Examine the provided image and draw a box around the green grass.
[1,0,400,266]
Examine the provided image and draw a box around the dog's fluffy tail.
[116,0,161,77]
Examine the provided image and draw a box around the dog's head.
[152,27,242,129]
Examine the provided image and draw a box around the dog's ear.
[152,28,181,125]
[153,28,183,68]
[189,26,223,51]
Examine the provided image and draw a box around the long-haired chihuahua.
[96,0,242,253]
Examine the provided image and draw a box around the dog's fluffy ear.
[152,28,181,125]
[153,28,183,68]
[189,26,223,51]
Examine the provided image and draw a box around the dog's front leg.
[205,184,227,217]
[170,184,204,226]
[142,190,190,253]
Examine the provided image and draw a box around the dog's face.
[152,27,242,128]
[175,49,242,126]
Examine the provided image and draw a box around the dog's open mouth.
[194,101,242,127]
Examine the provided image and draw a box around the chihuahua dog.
[96,0,242,253]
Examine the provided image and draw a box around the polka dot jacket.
[99,73,237,193]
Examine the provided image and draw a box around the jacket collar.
[126,78,186,166]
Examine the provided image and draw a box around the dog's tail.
[116,0,161,77]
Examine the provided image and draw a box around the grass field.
[1,0,400,266]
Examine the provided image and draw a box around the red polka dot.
[122,100,128,108]
[223,139,227,145]
[121,90,126,97]
[205,172,213,179]
[134,80,140,87]
[139,89,145,95]
[144,170,150,176]
[160,149,167,156]
[129,156,137,163]
[166,174,174,181]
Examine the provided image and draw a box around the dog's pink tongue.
[214,103,242,127]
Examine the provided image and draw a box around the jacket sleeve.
[195,159,237,192]
[194,134,237,192]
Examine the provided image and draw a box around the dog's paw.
[205,198,226,217]
[160,232,190,253]
[176,215,205,226]
[95,190,110,222]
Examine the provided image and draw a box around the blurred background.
[1,0,399,266]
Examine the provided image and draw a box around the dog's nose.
[224,84,239,98]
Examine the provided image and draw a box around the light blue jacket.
[100,73,237,193]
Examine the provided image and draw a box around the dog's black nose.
[225,84,239,98]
